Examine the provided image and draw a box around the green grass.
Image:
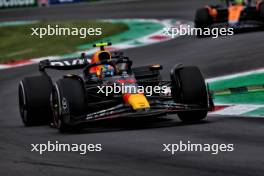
[214,92,264,104]
[209,73,264,91]
[0,20,128,63]
[208,72,264,105]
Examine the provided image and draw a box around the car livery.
[18,43,214,132]
[195,0,264,33]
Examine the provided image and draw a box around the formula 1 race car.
[18,43,214,132]
[195,0,264,32]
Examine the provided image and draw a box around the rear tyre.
[52,78,86,133]
[171,66,208,122]
[195,8,213,37]
[18,75,53,126]
[260,3,264,20]
[195,8,212,27]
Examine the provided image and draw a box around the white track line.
[206,68,264,82]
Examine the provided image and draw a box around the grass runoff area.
[209,72,264,105]
[0,21,128,63]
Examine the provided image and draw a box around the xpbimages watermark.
[31,25,102,39]
[97,83,169,96]
[162,141,234,155]
[30,141,102,155]
[163,25,234,38]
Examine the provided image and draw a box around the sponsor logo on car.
[50,58,91,66]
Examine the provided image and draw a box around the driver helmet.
[91,50,112,63]
[90,50,114,78]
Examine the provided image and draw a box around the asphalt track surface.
[1,0,264,176]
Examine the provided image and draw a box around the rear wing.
[39,57,91,71]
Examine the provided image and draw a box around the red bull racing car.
[195,0,264,32]
[18,43,214,132]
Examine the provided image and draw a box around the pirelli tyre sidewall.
[52,78,86,132]
[18,75,53,126]
[170,66,208,123]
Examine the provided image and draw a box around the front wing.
[65,101,212,125]
[209,20,264,32]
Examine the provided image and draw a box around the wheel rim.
[51,91,59,128]
[51,84,62,129]
[19,82,27,123]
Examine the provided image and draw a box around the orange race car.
[195,0,264,32]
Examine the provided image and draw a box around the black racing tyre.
[18,75,53,126]
[195,8,213,37]
[52,78,86,132]
[171,66,208,122]
[260,3,264,20]
[195,8,212,28]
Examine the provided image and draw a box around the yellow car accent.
[94,42,111,47]
[127,94,150,110]
[151,64,161,68]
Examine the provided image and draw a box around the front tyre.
[51,78,86,133]
[171,66,208,122]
